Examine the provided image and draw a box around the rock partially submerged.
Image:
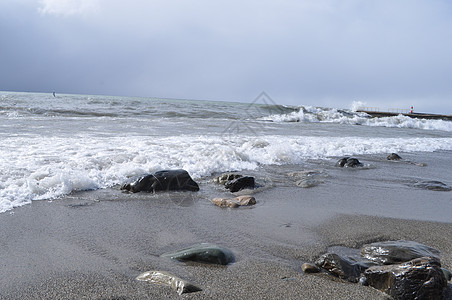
[136,270,202,295]
[335,157,363,168]
[361,240,440,265]
[211,195,256,208]
[120,169,199,193]
[413,180,452,191]
[161,243,235,265]
[288,170,327,188]
[387,153,402,160]
[225,176,255,192]
[215,173,255,192]
[364,256,447,300]
[215,173,243,185]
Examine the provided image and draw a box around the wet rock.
[361,240,441,265]
[120,169,199,193]
[211,198,239,208]
[161,243,235,265]
[211,196,256,208]
[442,268,452,281]
[216,173,243,184]
[413,180,452,191]
[289,170,326,188]
[136,270,202,295]
[225,176,255,192]
[302,263,320,273]
[234,195,256,206]
[364,256,447,300]
[387,153,402,160]
[295,178,320,188]
[315,252,372,283]
[335,157,349,167]
[335,157,363,168]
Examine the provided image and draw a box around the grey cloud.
[1,0,452,113]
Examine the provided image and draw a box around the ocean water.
[2,91,452,213]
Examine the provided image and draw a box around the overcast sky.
[1,0,452,113]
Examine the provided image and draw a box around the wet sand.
[1,153,452,299]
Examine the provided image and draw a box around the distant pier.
[357,107,452,121]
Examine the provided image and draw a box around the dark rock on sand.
[361,240,441,265]
[387,153,402,160]
[302,263,320,273]
[413,180,452,191]
[136,270,202,295]
[364,256,448,300]
[225,176,255,192]
[315,252,372,283]
[161,243,235,265]
[335,157,363,168]
[120,169,199,193]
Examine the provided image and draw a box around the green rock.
[161,243,235,265]
[442,268,452,281]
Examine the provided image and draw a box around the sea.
[2,91,452,214]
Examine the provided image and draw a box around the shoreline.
[1,185,451,299]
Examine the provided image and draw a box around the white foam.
[2,134,452,213]
[262,107,452,132]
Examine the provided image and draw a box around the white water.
[2,133,452,213]
[262,106,452,132]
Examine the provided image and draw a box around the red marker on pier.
[410,106,413,114]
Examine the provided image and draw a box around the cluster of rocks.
[335,157,364,168]
[137,243,234,295]
[303,240,451,299]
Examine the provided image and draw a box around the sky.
[1,0,452,113]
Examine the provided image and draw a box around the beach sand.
[1,154,452,299]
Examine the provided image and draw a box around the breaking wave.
[260,106,452,132]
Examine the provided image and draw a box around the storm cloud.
[1,0,452,113]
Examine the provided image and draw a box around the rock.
[211,196,256,208]
[216,173,243,184]
[136,270,202,295]
[120,169,199,193]
[295,179,320,188]
[442,268,452,281]
[387,153,402,160]
[315,252,372,282]
[161,243,235,265]
[289,170,326,188]
[302,263,320,273]
[364,256,447,300]
[335,157,349,167]
[361,240,441,265]
[335,157,363,168]
[413,180,452,191]
[234,195,256,206]
[225,176,255,192]
[211,198,239,208]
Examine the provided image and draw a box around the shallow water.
[2,91,452,214]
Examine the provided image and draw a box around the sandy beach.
[1,152,451,299]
